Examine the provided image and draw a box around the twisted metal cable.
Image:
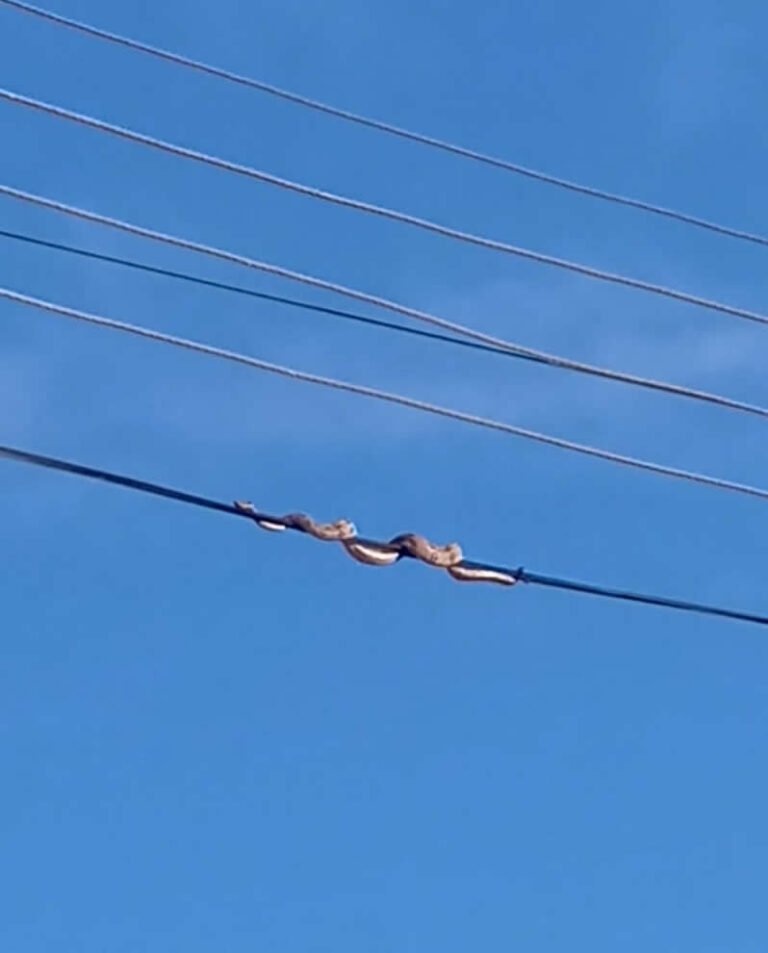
[2,444,766,627]
[3,88,768,328]
[4,185,768,439]
[1,227,766,421]
[2,285,768,502]
[2,0,767,248]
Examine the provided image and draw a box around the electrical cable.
[3,88,768,328]
[2,0,766,249]
[3,284,768,502]
[2,442,766,627]
[2,226,766,420]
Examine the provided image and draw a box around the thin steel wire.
[3,284,768,502]
[2,188,767,423]
[3,88,768,328]
[2,227,767,420]
[2,0,767,248]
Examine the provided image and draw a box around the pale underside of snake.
[233,501,518,587]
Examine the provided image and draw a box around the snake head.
[332,519,357,540]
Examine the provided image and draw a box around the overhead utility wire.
[3,88,768,330]
[2,443,766,627]
[2,227,765,421]
[3,285,768,502]
[4,189,768,431]
[2,0,766,250]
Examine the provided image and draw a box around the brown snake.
[233,502,517,585]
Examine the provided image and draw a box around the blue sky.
[1,0,767,949]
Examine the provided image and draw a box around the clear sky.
[1,0,767,949]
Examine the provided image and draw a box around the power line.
[0,228,544,357]
[3,226,766,421]
[3,284,768,502]
[10,185,768,403]
[4,190,768,432]
[3,87,768,330]
[2,442,766,627]
[3,0,766,251]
